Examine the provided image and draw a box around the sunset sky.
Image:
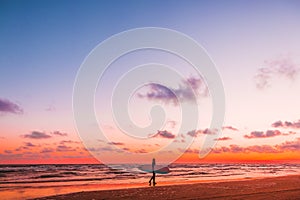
[1,0,300,164]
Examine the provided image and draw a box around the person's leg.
[149,175,153,186]
[153,172,156,186]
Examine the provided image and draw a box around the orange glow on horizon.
[1,150,300,164]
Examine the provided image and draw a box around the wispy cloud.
[45,104,55,112]
[254,56,300,89]
[166,120,177,129]
[222,126,238,131]
[272,120,300,129]
[137,76,207,105]
[0,98,23,114]
[22,131,52,139]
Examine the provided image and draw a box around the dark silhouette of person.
[149,158,156,186]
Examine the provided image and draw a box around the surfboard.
[138,165,170,174]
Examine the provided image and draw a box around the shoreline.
[32,175,300,200]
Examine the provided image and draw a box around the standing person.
[149,158,156,186]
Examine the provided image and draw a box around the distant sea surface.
[1,163,300,200]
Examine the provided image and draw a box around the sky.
[1,0,300,164]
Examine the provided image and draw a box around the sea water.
[0,163,299,199]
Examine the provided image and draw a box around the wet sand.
[33,175,300,200]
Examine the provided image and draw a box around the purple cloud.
[272,120,300,129]
[186,130,198,137]
[14,142,38,152]
[277,138,300,151]
[137,76,207,105]
[254,56,300,89]
[244,130,282,139]
[0,98,23,114]
[152,130,175,139]
[187,128,217,137]
[24,142,35,147]
[202,128,217,135]
[272,120,284,128]
[52,131,68,136]
[23,131,52,139]
[137,84,177,104]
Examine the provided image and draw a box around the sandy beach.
[32,175,300,200]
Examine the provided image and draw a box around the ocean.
[1,163,299,199]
